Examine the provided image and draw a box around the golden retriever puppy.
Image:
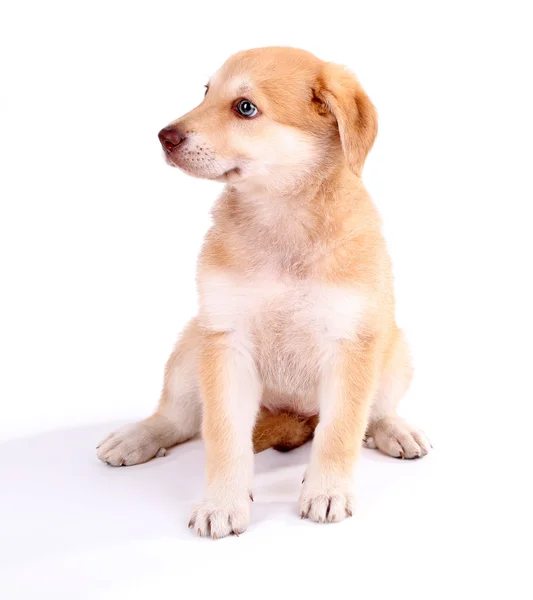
[97,47,431,539]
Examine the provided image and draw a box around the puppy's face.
[158,48,377,188]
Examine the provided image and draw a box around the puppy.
[97,47,431,538]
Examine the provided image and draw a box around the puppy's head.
[158,47,377,189]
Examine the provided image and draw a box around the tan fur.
[253,408,318,454]
[97,47,431,537]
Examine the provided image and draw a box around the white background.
[1,1,532,598]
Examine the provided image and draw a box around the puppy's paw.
[97,422,166,466]
[189,493,250,539]
[365,416,431,459]
[299,479,353,524]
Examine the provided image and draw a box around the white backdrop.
[1,1,532,598]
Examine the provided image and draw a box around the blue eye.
[235,99,258,118]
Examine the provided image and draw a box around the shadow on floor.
[0,421,433,566]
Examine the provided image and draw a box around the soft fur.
[97,47,431,539]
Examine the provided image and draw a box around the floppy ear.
[316,63,378,176]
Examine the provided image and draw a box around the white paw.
[189,493,251,539]
[365,416,432,459]
[299,478,353,523]
[97,422,166,466]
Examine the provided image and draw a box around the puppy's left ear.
[316,63,378,177]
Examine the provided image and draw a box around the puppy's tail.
[253,408,318,453]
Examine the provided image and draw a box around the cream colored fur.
[97,47,431,538]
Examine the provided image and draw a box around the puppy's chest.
[200,273,364,392]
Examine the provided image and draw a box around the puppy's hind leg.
[364,328,431,459]
[97,318,202,466]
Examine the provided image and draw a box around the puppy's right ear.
[315,63,378,177]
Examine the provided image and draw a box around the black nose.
[158,126,186,152]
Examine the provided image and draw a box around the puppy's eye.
[235,99,258,118]
[204,85,209,97]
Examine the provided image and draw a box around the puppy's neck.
[215,161,362,276]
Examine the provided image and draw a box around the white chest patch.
[199,272,366,397]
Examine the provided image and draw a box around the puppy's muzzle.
[158,126,186,153]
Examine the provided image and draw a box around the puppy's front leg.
[190,331,260,539]
[300,337,379,523]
